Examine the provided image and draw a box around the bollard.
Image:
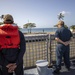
[36,60,48,75]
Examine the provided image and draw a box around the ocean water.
[20,28,57,33]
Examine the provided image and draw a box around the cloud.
[58,11,70,16]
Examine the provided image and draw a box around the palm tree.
[23,23,36,33]
[0,15,4,25]
[18,26,22,30]
[70,25,75,32]
[0,22,3,25]
[58,13,64,20]
[0,15,4,19]
[70,25,75,29]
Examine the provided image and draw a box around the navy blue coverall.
[1,31,26,75]
[0,51,2,75]
[55,26,72,70]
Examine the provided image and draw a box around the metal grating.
[23,34,49,69]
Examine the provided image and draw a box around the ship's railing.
[49,33,75,65]
[23,33,75,69]
[23,34,49,69]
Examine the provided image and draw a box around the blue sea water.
[20,28,57,33]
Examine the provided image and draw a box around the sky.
[0,0,75,28]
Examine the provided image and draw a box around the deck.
[24,65,75,75]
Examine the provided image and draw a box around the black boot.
[53,69,60,74]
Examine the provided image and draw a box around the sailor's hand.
[64,42,69,46]
[6,63,13,68]
[6,63,17,73]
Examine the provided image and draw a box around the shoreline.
[23,32,55,36]
[23,31,75,36]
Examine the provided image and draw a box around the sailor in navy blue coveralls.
[0,14,26,75]
[53,21,72,73]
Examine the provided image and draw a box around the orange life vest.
[0,24,20,50]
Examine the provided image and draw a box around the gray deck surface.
[24,65,75,75]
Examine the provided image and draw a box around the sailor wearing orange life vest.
[0,14,26,75]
